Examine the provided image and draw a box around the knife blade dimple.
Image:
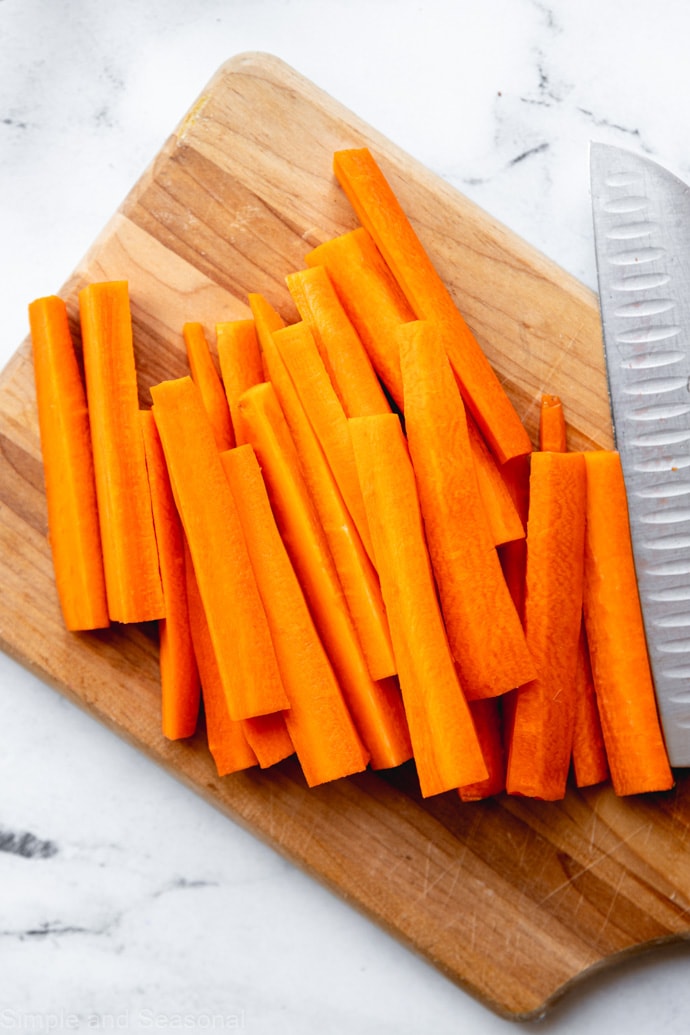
[610,271,671,291]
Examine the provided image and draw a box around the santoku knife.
[590,141,690,767]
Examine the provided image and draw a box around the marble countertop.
[3,1,690,1031]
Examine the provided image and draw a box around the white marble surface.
[3,0,690,1031]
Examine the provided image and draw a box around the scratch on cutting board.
[587,809,599,852]
[537,820,654,907]
[527,318,587,420]
[549,322,586,375]
[597,869,627,937]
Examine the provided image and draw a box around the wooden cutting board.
[3,52,689,1021]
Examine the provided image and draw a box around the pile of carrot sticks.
[28,147,673,800]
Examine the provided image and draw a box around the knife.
[590,141,690,767]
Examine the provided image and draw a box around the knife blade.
[590,141,690,766]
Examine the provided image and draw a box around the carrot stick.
[215,318,264,446]
[183,544,258,777]
[241,712,295,769]
[183,535,291,770]
[466,411,526,547]
[150,375,289,721]
[272,319,374,562]
[398,321,535,700]
[505,451,587,800]
[247,290,285,356]
[222,445,369,786]
[458,699,506,802]
[539,393,567,453]
[571,621,609,789]
[349,412,488,797]
[498,455,531,622]
[537,393,609,789]
[182,321,235,451]
[78,281,164,624]
[305,227,411,408]
[140,410,200,740]
[332,148,532,464]
[237,381,411,771]
[28,294,109,631]
[582,450,673,795]
[286,264,392,417]
[248,293,396,683]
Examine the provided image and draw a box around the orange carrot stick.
[28,294,109,631]
[248,293,396,683]
[78,281,164,624]
[215,318,264,446]
[466,411,526,548]
[571,621,609,789]
[272,319,374,562]
[458,698,506,802]
[305,227,411,408]
[505,451,587,800]
[237,381,411,771]
[537,393,609,789]
[241,712,295,769]
[398,321,535,700]
[183,535,291,770]
[222,445,369,786]
[140,410,200,740]
[582,450,673,795]
[498,454,531,622]
[539,393,567,453]
[182,321,235,451]
[332,148,532,464]
[286,264,392,417]
[349,412,488,797]
[183,545,258,777]
[150,375,289,721]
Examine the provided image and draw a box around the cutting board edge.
[527,934,690,1023]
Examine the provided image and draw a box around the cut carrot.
[150,375,289,721]
[349,412,488,797]
[222,445,369,786]
[582,450,673,795]
[539,393,567,453]
[184,535,291,771]
[237,380,411,770]
[248,293,396,683]
[466,411,526,547]
[398,321,535,700]
[286,264,392,417]
[332,148,532,464]
[498,454,531,622]
[215,318,264,446]
[272,319,374,562]
[28,294,109,631]
[182,321,235,451]
[537,393,608,790]
[242,712,295,769]
[505,451,586,800]
[183,544,258,777]
[140,409,200,740]
[247,291,286,359]
[305,227,411,408]
[458,698,506,802]
[571,621,609,789]
[78,280,164,624]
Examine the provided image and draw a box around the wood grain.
[2,52,689,1020]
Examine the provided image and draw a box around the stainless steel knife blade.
[591,141,690,766]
